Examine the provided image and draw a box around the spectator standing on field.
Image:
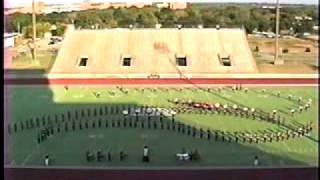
[254,156,259,166]
[142,145,149,162]
[44,154,50,166]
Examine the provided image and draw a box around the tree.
[8,13,32,33]
[55,23,66,36]
[177,7,202,27]
[74,11,103,29]
[22,22,51,38]
[65,12,78,24]
[113,8,137,27]
[250,8,272,32]
[201,9,219,27]
[244,20,258,33]
[136,11,158,28]
[6,4,318,34]
[155,8,177,27]
[293,20,314,34]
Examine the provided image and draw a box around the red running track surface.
[4,78,319,85]
[4,167,318,180]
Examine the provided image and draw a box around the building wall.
[51,28,258,76]
[169,3,188,10]
[4,36,14,48]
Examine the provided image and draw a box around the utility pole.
[274,0,283,65]
[32,0,39,65]
[17,22,21,34]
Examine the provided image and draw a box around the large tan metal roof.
[50,28,258,78]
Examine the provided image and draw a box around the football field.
[6,85,318,167]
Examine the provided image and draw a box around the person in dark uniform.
[153,121,157,129]
[65,122,69,132]
[276,132,280,141]
[120,150,126,161]
[97,149,103,162]
[147,121,150,129]
[215,131,219,141]
[57,125,61,133]
[117,119,121,128]
[309,123,313,132]
[13,123,17,133]
[36,118,40,127]
[107,151,112,162]
[72,121,76,131]
[37,133,41,144]
[255,136,259,144]
[263,134,267,143]
[192,127,196,137]
[46,127,50,137]
[222,132,225,142]
[26,120,30,129]
[85,150,90,162]
[98,119,101,128]
[20,121,24,131]
[50,126,54,135]
[79,121,83,130]
[228,133,232,142]
[8,124,11,134]
[248,135,252,143]
[30,119,35,128]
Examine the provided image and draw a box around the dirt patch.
[248,36,318,74]
[258,63,318,74]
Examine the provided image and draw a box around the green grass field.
[6,86,318,167]
[10,50,56,71]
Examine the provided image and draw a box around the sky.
[4,0,318,8]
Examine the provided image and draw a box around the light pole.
[274,0,284,65]
[32,0,39,66]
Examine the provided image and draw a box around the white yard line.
[282,142,291,152]
[303,136,318,150]
[21,144,40,166]
[202,88,211,102]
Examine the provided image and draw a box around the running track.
[4,167,318,180]
[4,78,319,85]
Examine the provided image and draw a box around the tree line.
[4,4,318,38]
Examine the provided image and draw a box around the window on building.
[221,57,231,66]
[218,54,232,66]
[79,57,88,67]
[176,56,187,66]
[122,57,131,66]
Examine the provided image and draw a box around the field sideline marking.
[21,144,40,166]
